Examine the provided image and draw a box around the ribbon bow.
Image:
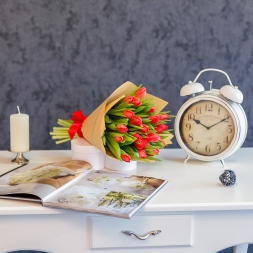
[68,110,87,139]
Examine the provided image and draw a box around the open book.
[0,160,167,219]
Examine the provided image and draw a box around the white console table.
[0,148,252,253]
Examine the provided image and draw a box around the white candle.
[10,108,29,153]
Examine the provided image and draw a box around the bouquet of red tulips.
[50,82,173,163]
[102,86,173,162]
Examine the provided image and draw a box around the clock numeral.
[224,115,229,122]
[187,113,195,121]
[205,103,213,112]
[218,107,221,115]
[196,107,201,114]
[223,136,228,143]
[205,145,211,153]
[186,123,191,131]
[195,141,200,149]
[216,143,221,151]
[227,125,232,133]
[188,133,194,142]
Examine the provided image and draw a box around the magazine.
[0,160,167,219]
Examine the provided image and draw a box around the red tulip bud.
[155,124,168,133]
[134,139,147,150]
[116,124,128,133]
[144,132,161,142]
[160,114,168,120]
[139,124,149,133]
[135,87,147,98]
[129,116,142,126]
[149,115,160,124]
[152,149,159,155]
[132,97,142,107]
[132,133,142,140]
[124,96,134,104]
[114,136,124,143]
[148,148,160,156]
[123,110,134,118]
[147,106,155,113]
[138,149,147,158]
[121,154,131,162]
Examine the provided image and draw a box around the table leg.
[233,243,249,253]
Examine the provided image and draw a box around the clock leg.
[184,155,191,163]
[233,243,248,253]
[220,159,226,168]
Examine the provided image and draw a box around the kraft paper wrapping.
[81,81,173,155]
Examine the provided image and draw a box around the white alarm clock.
[174,68,248,167]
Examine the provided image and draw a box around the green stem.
[57,119,72,127]
[56,138,71,144]
[52,132,69,135]
[52,136,70,139]
[53,127,69,131]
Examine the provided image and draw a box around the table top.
[0,148,253,215]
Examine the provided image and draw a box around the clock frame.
[175,89,247,164]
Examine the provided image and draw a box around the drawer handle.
[121,230,162,240]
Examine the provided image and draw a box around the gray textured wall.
[0,0,253,151]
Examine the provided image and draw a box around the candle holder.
[9,150,30,164]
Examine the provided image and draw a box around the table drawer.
[89,214,193,249]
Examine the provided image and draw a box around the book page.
[0,160,92,201]
[44,170,167,218]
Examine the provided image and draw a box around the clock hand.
[208,117,229,129]
[192,119,209,130]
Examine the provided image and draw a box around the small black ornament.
[219,170,236,186]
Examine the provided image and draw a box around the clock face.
[179,100,235,156]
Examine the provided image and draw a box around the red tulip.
[114,136,124,143]
[135,87,146,98]
[123,110,134,118]
[144,133,161,142]
[149,115,160,124]
[134,139,147,150]
[132,97,142,107]
[132,133,142,140]
[161,140,166,147]
[155,124,168,133]
[124,96,134,104]
[152,149,159,155]
[147,106,155,113]
[148,148,160,156]
[116,124,128,133]
[121,154,131,162]
[160,114,168,120]
[139,124,149,133]
[123,96,141,106]
[138,150,147,158]
[129,116,142,126]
